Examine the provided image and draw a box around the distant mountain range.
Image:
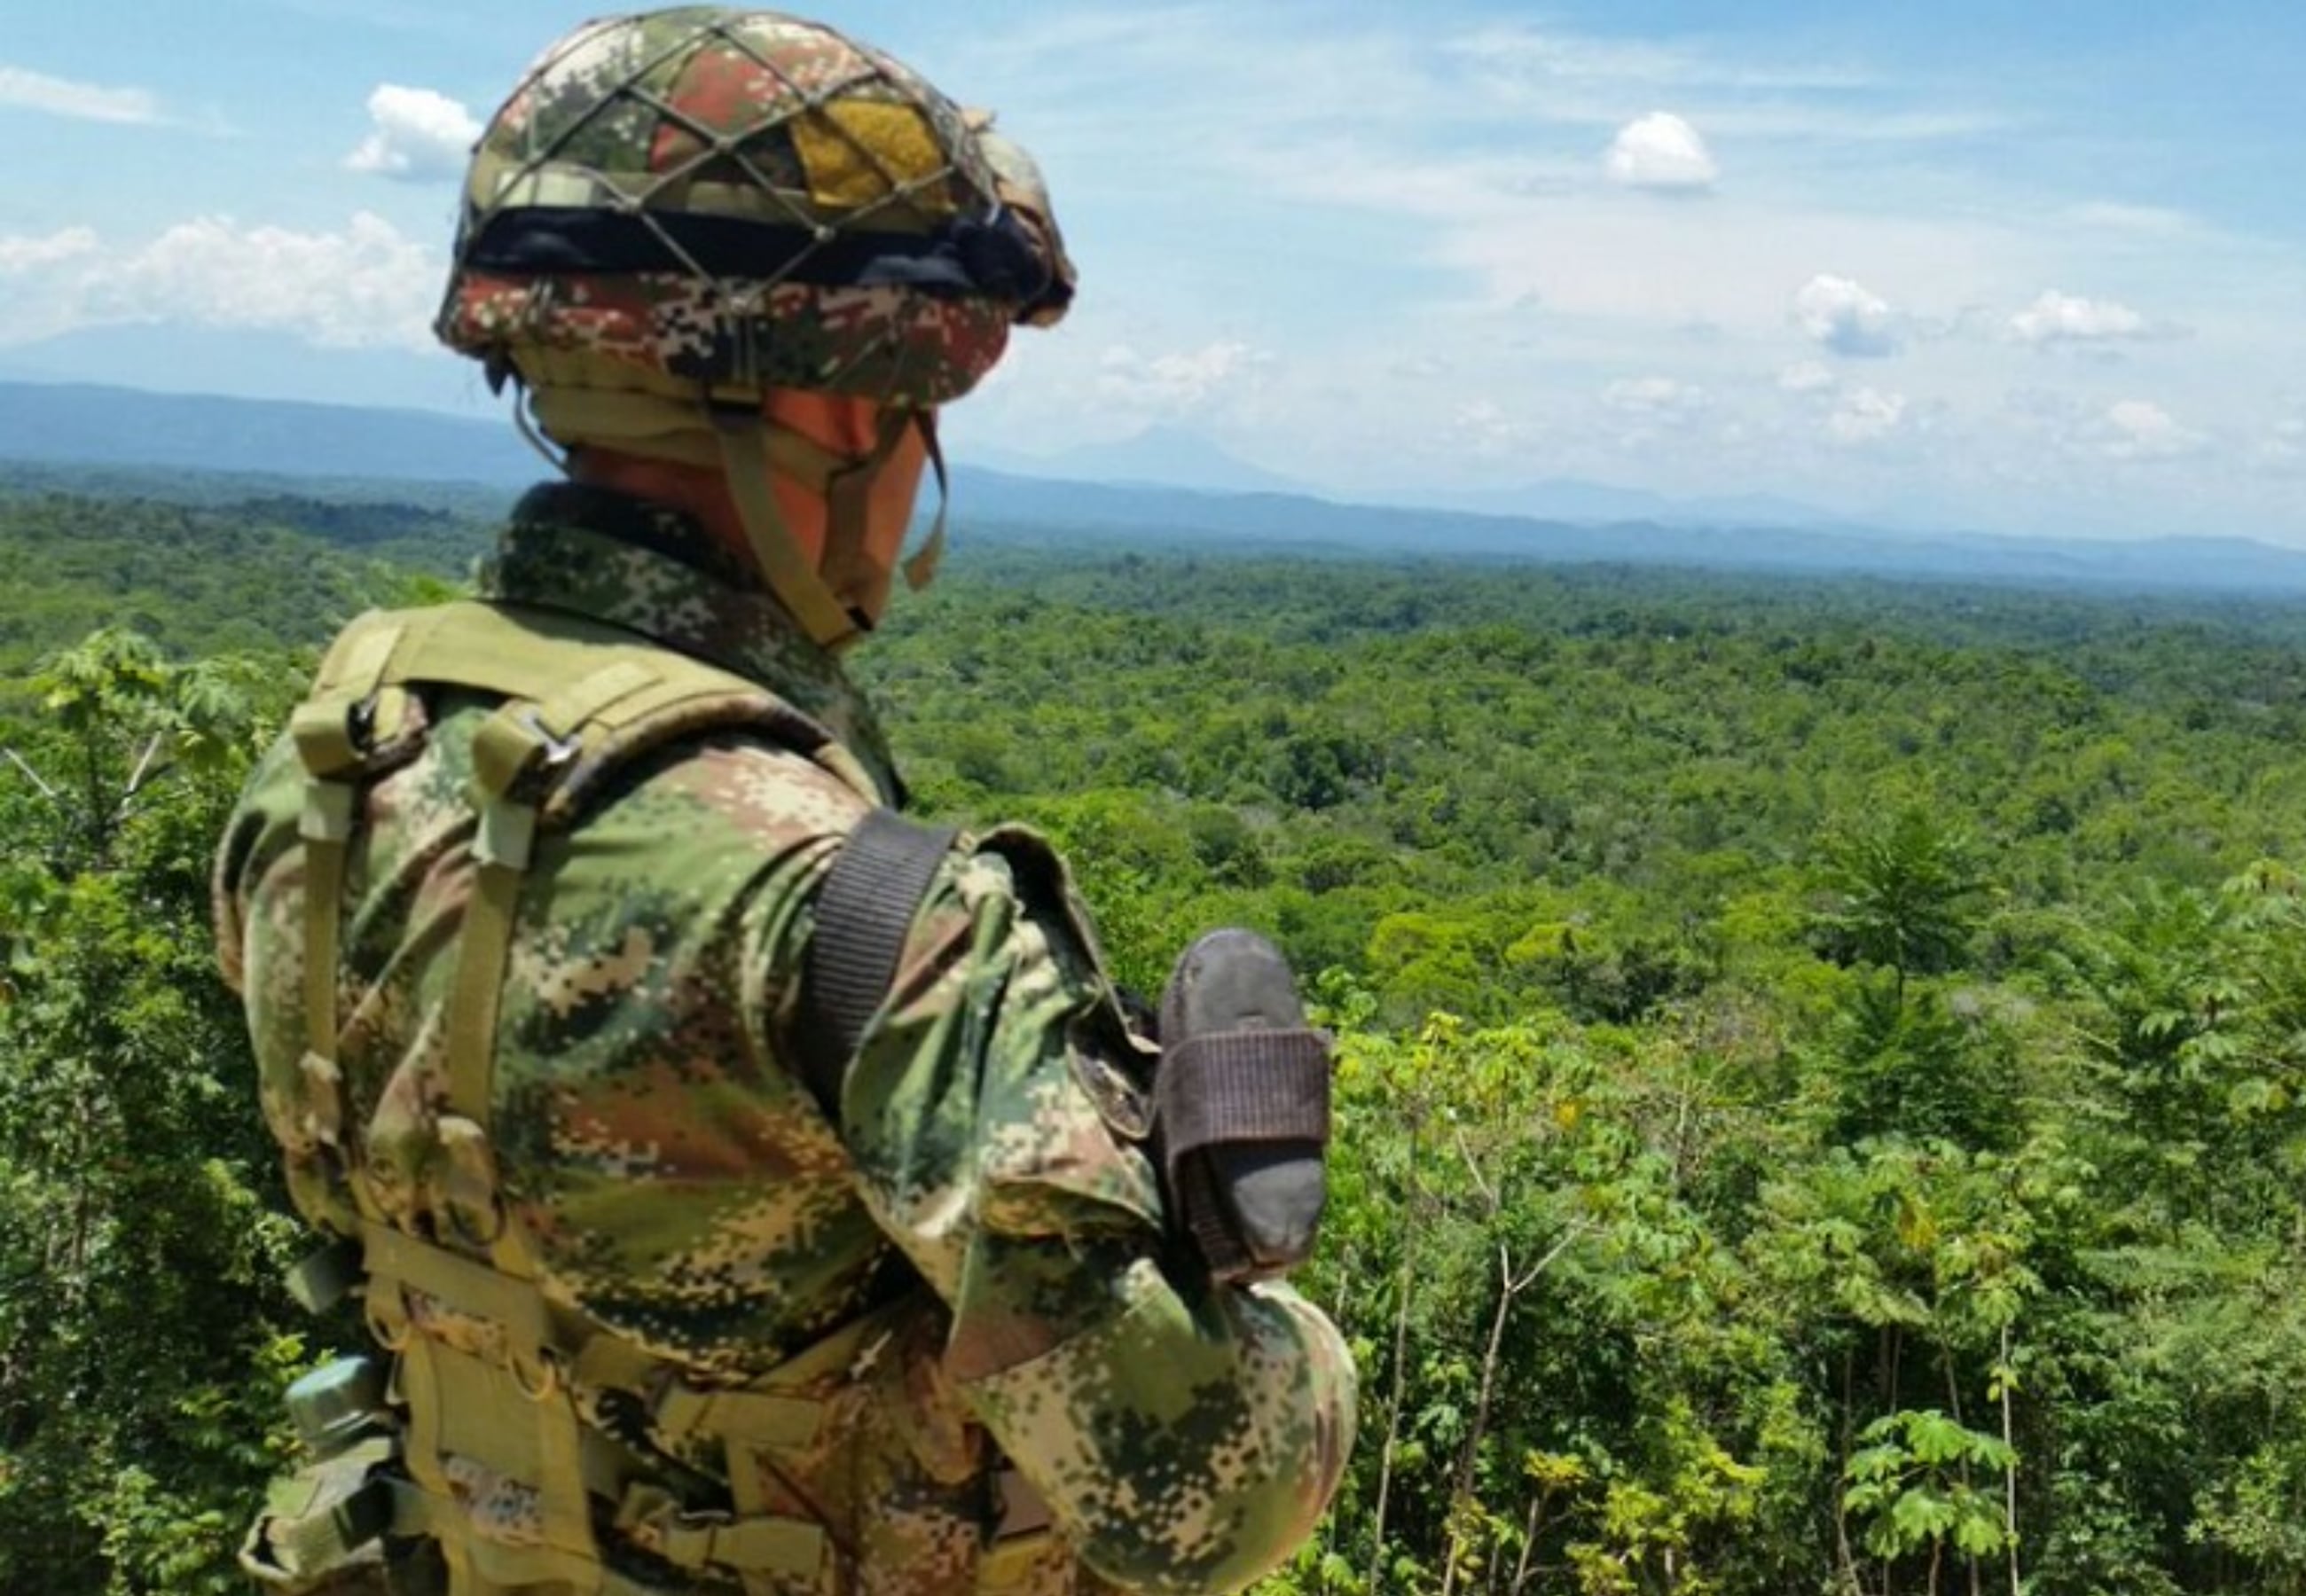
[969,424,1310,497]
[970,425,1875,529]
[0,379,538,487]
[5,378,2306,598]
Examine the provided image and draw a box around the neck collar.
[480,483,903,804]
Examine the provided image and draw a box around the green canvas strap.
[365,1217,845,1594]
[278,597,851,1251]
[610,1482,829,1586]
[286,616,410,1229]
[278,598,912,1596]
[440,655,668,1269]
[903,409,949,594]
[568,1306,895,1458]
[714,413,867,648]
[294,600,821,1264]
[360,1220,555,1375]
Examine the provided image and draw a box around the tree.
[0,630,306,1594]
[1814,806,1988,999]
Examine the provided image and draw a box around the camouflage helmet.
[435,7,1074,650]
[435,5,1074,409]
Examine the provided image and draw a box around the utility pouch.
[1155,929,1334,1282]
[240,1436,401,1594]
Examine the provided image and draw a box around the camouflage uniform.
[215,483,1356,1595]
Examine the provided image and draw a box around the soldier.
[214,9,1354,1596]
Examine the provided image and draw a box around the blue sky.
[4,1,2304,540]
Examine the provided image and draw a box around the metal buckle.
[514,707,582,769]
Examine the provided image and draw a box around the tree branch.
[0,744,62,807]
[110,732,176,824]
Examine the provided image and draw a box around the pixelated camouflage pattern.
[480,482,901,795]
[483,8,981,221]
[438,8,1062,407]
[442,271,1016,410]
[216,487,1354,1593]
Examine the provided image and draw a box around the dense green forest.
[6,483,2306,1593]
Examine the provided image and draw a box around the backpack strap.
[280,614,417,1232]
[796,810,959,1115]
[278,600,875,1596]
[278,599,865,1247]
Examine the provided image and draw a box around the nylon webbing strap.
[903,411,949,593]
[797,810,957,1114]
[714,414,865,649]
[1155,1031,1335,1158]
[289,616,407,1226]
[299,785,354,1084]
[448,863,524,1117]
[819,408,914,601]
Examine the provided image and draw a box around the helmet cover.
[436,6,1073,408]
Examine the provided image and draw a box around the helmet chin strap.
[526,380,947,653]
[709,411,867,650]
[817,410,949,623]
[903,411,950,595]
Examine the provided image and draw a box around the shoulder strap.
[281,599,869,1244]
[796,810,959,1115]
[277,603,895,1596]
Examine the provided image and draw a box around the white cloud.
[2008,290,2165,347]
[1793,274,1901,358]
[1454,397,1544,458]
[1826,387,1906,444]
[300,3,2290,537]
[1603,376,1708,417]
[0,228,98,271]
[1449,25,1874,98]
[2064,202,2197,237]
[0,214,439,349]
[2253,411,2306,473]
[0,64,161,124]
[2102,399,2200,461]
[1604,113,1719,192]
[344,84,482,182]
[1777,360,1836,394]
[1094,340,1271,412]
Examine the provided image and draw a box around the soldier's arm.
[782,826,1357,1596]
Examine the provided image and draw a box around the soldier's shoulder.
[602,729,879,860]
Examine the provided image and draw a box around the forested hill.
[13,380,2306,594]
[9,486,2306,1592]
[951,466,2306,595]
[0,487,483,671]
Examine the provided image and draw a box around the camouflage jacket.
[214,485,1355,1595]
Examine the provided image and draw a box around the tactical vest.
[251,599,1058,1596]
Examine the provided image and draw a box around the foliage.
[0,490,478,677]
[12,499,2306,1590]
[0,630,310,1592]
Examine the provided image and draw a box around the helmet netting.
[438,7,1057,408]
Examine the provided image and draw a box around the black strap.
[797,810,958,1115]
[463,207,1058,304]
[1156,1031,1335,1160]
